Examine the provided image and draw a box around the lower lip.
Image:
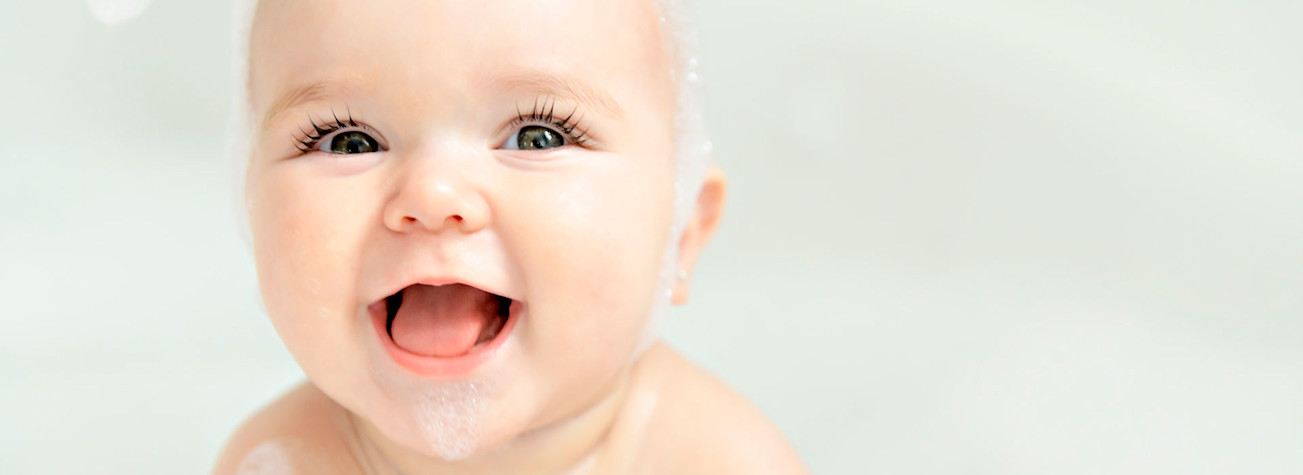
[367,299,520,378]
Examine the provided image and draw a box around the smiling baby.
[213,0,806,473]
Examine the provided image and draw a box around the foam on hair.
[643,0,712,355]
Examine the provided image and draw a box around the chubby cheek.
[248,162,377,373]
[501,153,676,388]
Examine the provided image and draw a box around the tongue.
[390,284,493,357]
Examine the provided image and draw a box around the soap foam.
[236,441,292,475]
[414,379,492,461]
[85,0,151,26]
[236,439,318,475]
[368,356,497,462]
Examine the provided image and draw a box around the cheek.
[501,152,676,352]
[247,163,375,342]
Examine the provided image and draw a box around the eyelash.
[292,107,378,153]
[511,96,590,147]
[289,97,590,153]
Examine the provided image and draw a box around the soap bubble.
[86,0,152,26]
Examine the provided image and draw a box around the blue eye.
[505,125,566,151]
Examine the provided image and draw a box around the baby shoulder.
[635,344,809,474]
[211,382,357,475]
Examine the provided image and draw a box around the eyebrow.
[488,72,625,120]
[260,71,625,129]
[261,79,338,130]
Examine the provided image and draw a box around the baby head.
[233,0,724,461]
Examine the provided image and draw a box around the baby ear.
[672,165,727,305]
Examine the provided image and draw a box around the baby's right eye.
[294,110,386,155]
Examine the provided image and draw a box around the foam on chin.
[415,379,493,461]
[366,356,498,463]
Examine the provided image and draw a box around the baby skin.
[214,0,806,473]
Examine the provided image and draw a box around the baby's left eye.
[324,130,381,155]
[503,125,567,151]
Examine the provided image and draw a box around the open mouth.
[371,283,518,368]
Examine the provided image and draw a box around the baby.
[214,0,806,473]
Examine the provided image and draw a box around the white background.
[2,1,1301,473]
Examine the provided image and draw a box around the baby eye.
[293,109,385,156]
[504,125,566,151]
[498,98,590,152]
[323,130,381,155]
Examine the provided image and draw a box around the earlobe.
[671,165,727,305]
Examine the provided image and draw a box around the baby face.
[244,0,679,460]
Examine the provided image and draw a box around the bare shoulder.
[211,382,360,475]
[630,343,809,474]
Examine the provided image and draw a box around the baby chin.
[378,374,498,461]
[356,350,506,461]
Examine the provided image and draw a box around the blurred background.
[2,0,1301,473]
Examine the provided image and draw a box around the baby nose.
[382,162,490,234]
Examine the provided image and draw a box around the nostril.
[452,215,464,222]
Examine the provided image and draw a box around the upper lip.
[370,273,519,305]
